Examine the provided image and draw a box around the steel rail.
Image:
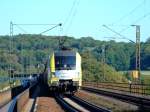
[70,95,111,112]
[56,93,111,112]
[55,94,78,112]
[81,87,150,111]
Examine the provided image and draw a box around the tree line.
[0,34,150,82]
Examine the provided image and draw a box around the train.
[47,49,82,93]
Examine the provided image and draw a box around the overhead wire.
[63,0,77,26]
[119,12,150,33]
[103,25,135,43]
[112,0,145,25]
[15,24,28,34]
[108,0,150,41]
[13,23,61,35]
[63,0,80,35]
[65,1,79,33]
[13,24,57,26]
[102,0,147,42]
[39,23,62,35]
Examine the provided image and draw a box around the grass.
[140,75,150,94]
[141,71,150,75]
[0,81,10,92]
[0,79,21,92]
[141,75,150,85]
[119,71,150,84]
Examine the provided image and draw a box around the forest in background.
[0,34,150,82]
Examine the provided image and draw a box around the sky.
[0,0,150,42]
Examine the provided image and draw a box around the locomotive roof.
[54,50,76,56]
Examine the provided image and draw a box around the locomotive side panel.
[76,52,82,87]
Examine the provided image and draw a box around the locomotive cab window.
[55,56,76,70]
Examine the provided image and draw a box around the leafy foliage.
[0,34,150,82]
[81,51,127,82]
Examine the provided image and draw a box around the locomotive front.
[48,50,82,92]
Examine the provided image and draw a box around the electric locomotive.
[48,48,82,92]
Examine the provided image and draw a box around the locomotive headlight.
[51,72,55,77]
[51,72,59,82]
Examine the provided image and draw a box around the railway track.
[81,86,150,111]
[32,83,111,112]
[55,93,111,112]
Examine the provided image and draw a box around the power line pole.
[102,45,105,82]
[10,22,62,76]
[102,24,141,83]
[132,25,141,82]
[9,21,14,87]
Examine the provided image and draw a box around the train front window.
[55,56,76,70]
